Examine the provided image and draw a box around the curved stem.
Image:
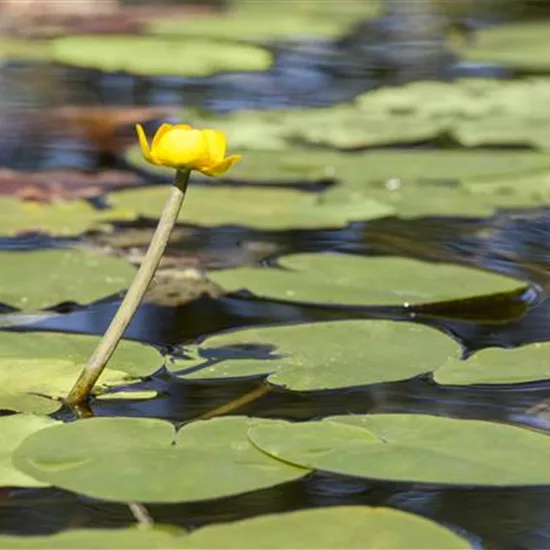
[66,169,191,408]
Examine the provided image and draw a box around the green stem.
[66,169,191,407]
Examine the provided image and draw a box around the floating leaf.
[128,144,550,188]
[0,527,186,549]
[0,38,50,62]
[109,185,392,230]
[120,79,550,152]
[0,196,134,236]
[0,415,60,488]
[0,249,136,310]
[0,331,162,411]
[172,320,459,389]
[463,22,550,71]
[210,253,526,307]
[0,331,162,380]
[151,0,381,40]
[249,414,550,486]
[0,393,60,415]
[182,506,471,549]
[434,341,550,386]
[51,35,272,76]
[96,390,158,401]
[13,417,309,502]
[0,506,470,549]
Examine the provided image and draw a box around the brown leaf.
[0,0,222,37]
[0,168,147,202]
[42,106,177,156]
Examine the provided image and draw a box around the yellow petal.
[201,154,242,177]
[202,129,227,165]
[135,124,154,164]
[151,123,174,152]
[154,127,207,168]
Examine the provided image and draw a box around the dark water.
[3,11,550,550]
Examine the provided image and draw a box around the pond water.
[3,2,550,549]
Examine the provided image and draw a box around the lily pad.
[0,249,136,310]
[0,506,470,549]
[0,331,162,411]
[249,414,550,486]
[151,0,381,40]
[128,78,550,152]
[463,22,550,71]
[51,35,271,76]
[209,253,527,307]
[453,115,550,151]
[0,38,51,62]
[0,527,187,549]
[434,341,550,386]
[0,393,60,415]
[0,415,60,488]
[108,185,393,230]
[0,331,162,379]
[12,416,309,503]
[171,320,459,389]
[127,143,550,185]
[182,506,471,549]
[0,196,134,236]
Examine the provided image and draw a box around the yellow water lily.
[136,123,241,176]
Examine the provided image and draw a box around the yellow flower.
[136,123,241,177]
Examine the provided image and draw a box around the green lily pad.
[0,331,162,379]
[13,416,309,502]
[0,249,136,311]
[249,414,550,486]
[109,185,393,230]
[0,196,134,236]
[0,393,60,415]
[0,506,470,549]
[0,415,60,488]
[182,506,471,549]
[151,0,381,40]
[51,35,271,76]
[0,527,187,549]
[130,78,550,152]
[0,331,163,411]
[463,22,550,71]
[434,341,550,386]
[96,390,158,401]
[128,142,550,186]
[209,253,526,307]
[0,38,51,62]
[453,115,550,151]
[171,320,459,389]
